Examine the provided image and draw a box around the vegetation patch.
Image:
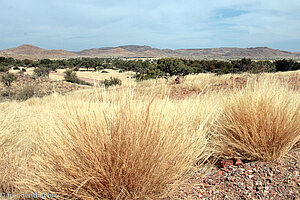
[64,69,91,86]
[103,77,122,88]
[212,78,300,161]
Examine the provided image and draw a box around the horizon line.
[1,44,299,53]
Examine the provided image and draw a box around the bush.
[212,77,300,161]
[16,84,36,101]
[102,63,113,69]
[64,69,91,86]
[1,73,17,87]
[34,66,50,77]
[96,66,104,71]
[274,59,299,71]
[64,69,81,83]
[103,77,122,88]
[0,65,9,72]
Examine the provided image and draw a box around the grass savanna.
[0,85,217,199]
[0,70,299,199]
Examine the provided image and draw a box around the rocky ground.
[170,149,299,200]
[168,74,299,200]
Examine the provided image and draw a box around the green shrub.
[96,66,104,71]
[1,73,17,87]
[0,65,9,72]
[34,67,50,77]
[103,77,122,88]
[64,69,80,83]
[64,69,91,86]
[102,63,113,69]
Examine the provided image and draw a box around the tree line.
[1,57,299,81]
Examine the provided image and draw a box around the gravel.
[170,150,299,200]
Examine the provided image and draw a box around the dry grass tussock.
[0,72,299,199]
[0,101,55,195]
[0,87,217,199]
[212,76,300,161]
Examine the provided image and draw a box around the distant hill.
[0,44,77,60]
[175,47,300,59]
[0,44,299,60]
[77,45,171,57]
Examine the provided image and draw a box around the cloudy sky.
[1,0,299,51]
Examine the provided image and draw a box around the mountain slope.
[0,44,299,60]
[0,44,77,60]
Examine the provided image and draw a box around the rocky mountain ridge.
[1,44,299,60]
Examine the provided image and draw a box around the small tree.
[34,66,51,77]
[1,73,17,87]
[64,69,91,85]
[1,73,17,97]
[157,58,187,76]
[64,69,80,84]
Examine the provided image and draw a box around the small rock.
[219,160,234,168]
[235,159,244,166]
[216,170,223,176]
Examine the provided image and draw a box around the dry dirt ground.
[26,68,136,86]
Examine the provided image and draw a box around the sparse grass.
[180,73,215,91]
[212,77,300,161]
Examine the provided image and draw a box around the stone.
[219,160,234,168]
[235,159,244,166]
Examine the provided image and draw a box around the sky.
[0,0,300,52]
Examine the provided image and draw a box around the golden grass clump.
[11,88,213,199]
[0,102,50,195]
[212,77,300,161]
